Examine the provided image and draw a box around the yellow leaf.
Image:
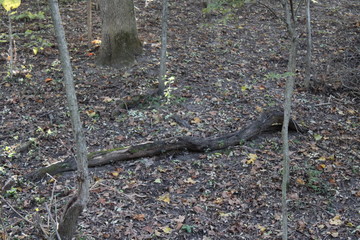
[160,226,172,234]
[318,156,327,161]
[317,164,326,169]
[241,85,248,91]
[257,224,266,232]
[102,96,113,103]
[329,215,343,226]
[157,167,167,172]
[246,153,257,164]
[86,110,96,117]
[219,212,231,217]
[154,230,162,236]
[255,106,263,112]
[258,85,266,90]
[33,47,38,55]
[93,176,101,182]
[213,198,223,204]
[296,178,306,185]
[191,117,201,124]
[184,177,196,184]
[2,0,21,11]
[330,231,339,237]
[25,73,32,79]
[346,222,354,227]
[158,193,170,203]
[91,39,101,45]
[348,109,355,114]
[111,171,119,177]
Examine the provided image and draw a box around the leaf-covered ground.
[0,0,359,239]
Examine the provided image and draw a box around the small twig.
[45,204,61,240]
[288,118,307,133]
[314,102,332,107]
[46,173,58,207]
[34,212,49,238]
[46,173,60,232]
[307,202,335,217]
[97,182,146,201]
[256,1,286,25]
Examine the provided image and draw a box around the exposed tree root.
[25,108,305,181]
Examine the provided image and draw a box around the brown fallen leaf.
[192,205,204,213]
[173,215,185,223]
[132,214,145,221]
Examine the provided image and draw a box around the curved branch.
[25,108,305,181]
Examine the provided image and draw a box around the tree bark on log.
[26,108,305,181]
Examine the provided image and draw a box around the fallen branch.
[26,108,305,181]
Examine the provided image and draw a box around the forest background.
[0,0,359,239]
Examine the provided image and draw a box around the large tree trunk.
[96,0,142,68]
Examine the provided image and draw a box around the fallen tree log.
[26,108,305,181]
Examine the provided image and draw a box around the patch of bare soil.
[0,0,359,239]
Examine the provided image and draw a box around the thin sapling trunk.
[280,0,299,239]
[48,0,90,239]
[158,0,169,95]
[304,0,312,89]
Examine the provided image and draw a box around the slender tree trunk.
[48,0,90,239]
[280,0,298,239]
[8,12,14,78]
[87,0,92,47]
[97,0,142,68]
[158,0,169,95]
[304,0,312,89]
[281,36,297,240]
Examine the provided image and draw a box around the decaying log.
[25,108,305,181]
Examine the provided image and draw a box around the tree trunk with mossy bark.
[97,0,142,68]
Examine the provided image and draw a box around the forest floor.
[0,0,359,239]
